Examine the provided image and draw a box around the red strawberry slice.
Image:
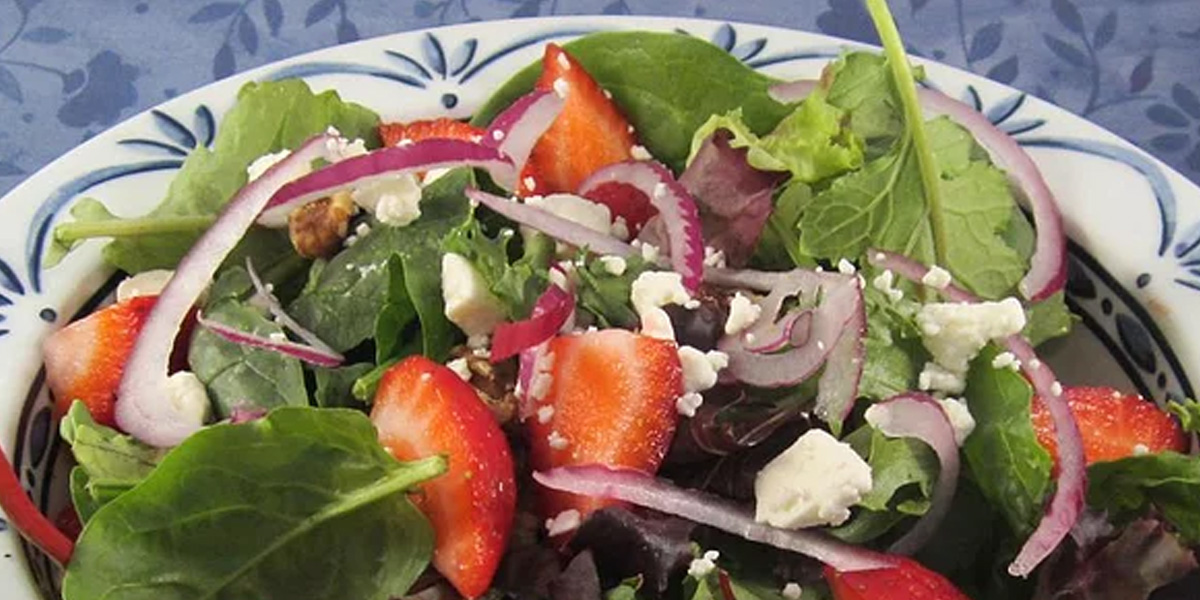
[526,329,682,523]
[378,118,485,147]
[825,555,971,600]
[1032,386,1188,469]
[580,181,656,237]
[520,44,656,231]
[43,295,158,428]
[371,356,516,599]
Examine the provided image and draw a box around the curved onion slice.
[245,258,341,356]
[482,90,565,188]
[708,268,862,390]
[533,465,895,573]
[258,139,516,227]
[866,248,1085,577]
[743,309,812,353]
[117,134,335,448]
[815,297,866,427]
[466,188,636,257]
[197,314,344,368]
[491,283,574,362]
[768,79,1066,302]
[578,161,706,292]
[864,393,961,556]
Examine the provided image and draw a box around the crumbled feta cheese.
[354,222,372,238]
[631,271,692,340]
[630,144,653,160]
[446,358,472,381]
[918,362,966,395]
[632,240,661,263]
[688,550,720,579]
[871,269,904,302]
[116,269,174,302]
[1029,358,1043,369]
[547,430,569,450]
[652,182,668,200]
[916,297,1027,394]
[725,292,762,335]
[599,255,627,276]
[754,429,873,529]
[676,392,704,417]
[552,77,570,98]
[523,175,537,191]
[268,331,287,342]
[610,216,630,240]
[545,509,581,537]
[441,253,507,337]
[528,353,555,401]
[678,346,728,394]
[491,129,505,141]
[556,52,572,70]
[640,307,676,340]
[1133,443,1150,456]
[524,193,614,254]
[703,246,726,268]
[323,133,369,161]
[922,265,953,289]
[536,405,555,424]
[782,583,803,600]
[245,149,296,182]
[937,397,976,446]
[352,174,423,227]
[166,371,213,426]
[1050,381,1064,396]
[837,258,857,275]
[991,351,1020,370]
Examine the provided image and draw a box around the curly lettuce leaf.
[442,216,554,321]
[60,402,164,522]
[1088,452,1200,544]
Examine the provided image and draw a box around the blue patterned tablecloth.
[0,0,1197,196]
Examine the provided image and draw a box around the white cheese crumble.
[916,297,1027,394]
[524,193,614,255]
[491,129,505,141]
[268,332,287,342]
[1050,381,1064,396]
[631,271,692,340]
[688,550,720,579]
[610,216,630,240]
[633,240,661,263]
[555,52,572,70]
[754,429,873,529]
[552,77,570,98]
[922,265,953,289]
[871,269,904,302]
[355,222,372,238]
[918,362,966,395]
[352,173,423,227]
[523,175,537,191]
[937,397,977,446]
[724,292,762,335]
[545,509,581,537]
[166,371,213,426]
[467,333,491,349]
[536,405,555,424]
[782,583,803,600]
[245,149,296,182]
[528,351,556,401]
[991,351,1021,371]
[678,346,729,394]
[547,430,569,450]
[441,253,507,337]
[599,255,627,276]
[676,392,704,418]
[116,269,174,302]
[1133,443,1150,456]
[630,144,653,161]
[703,246,727,269]
[446,358,472,381]
[836,258,857,275]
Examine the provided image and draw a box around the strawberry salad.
[4,1,1198,599]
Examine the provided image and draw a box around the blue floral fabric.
[0,0,1197,196]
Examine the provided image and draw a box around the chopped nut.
[287,191,357,259]
[449,345,519,424]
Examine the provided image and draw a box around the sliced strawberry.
[43,295,158,427]
[371,356,516,599]
[378,118,485,147]
[526,329,682,522]
[580,181,655,236]
[825,556,971,600]
[1032,386,1188,469]
[520,44,656,229]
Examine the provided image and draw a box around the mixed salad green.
[6,1,1197,600]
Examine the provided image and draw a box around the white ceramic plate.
[1,16,1197,599]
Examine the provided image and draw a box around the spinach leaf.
[962,345,1052,537]
[575,253,657,329]
[1023,291,1075,347]
[1087,452,1200,544]
[823,52,904,157]
[471,31,793,172]
[289,168,473,351]
[753,181,814,270]
[188,295,308,418]
[604,577,644,600]
[849,425,938,515]
[374,255,419,363]
[858,284,926,400]
[402,246,458,362]
[313,363,374,409]
[1167,398,1200,434]
[52,80,378,274]
[63,407,445,600]
[60,402,164,522]
[442,216,554,320]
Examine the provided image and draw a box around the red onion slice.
[768,79,1066,302]
[533,464,896,573]
[197,313,344,368]
[708,268,862,389]
[245,258,340,356]
[578,161,705,292]
[516,341,547,421]
[117,134,335,448]
[482,90,565,189]
[864,393,961,556]
[866,248,1085,577]
[815,295,866,428]
[466,188,636,257]
[258,139,517,227]
[491,283,574,362]
[743,309,812,353]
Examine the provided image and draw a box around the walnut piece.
[287,191,357,259]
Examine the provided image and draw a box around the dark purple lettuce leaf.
[679,130,783,267]
[550,551,602,600]
[1034,519,1198,600]
[568,507,696,598]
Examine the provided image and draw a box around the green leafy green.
[47,199,216,268]
[753,181,814,270]
[471,31,793,172]
[604,576,644,600]
[313,363,374,409]
[289,168,473,351]
[442,217,554,320]
[575,253,657,328]
[688,92,863,182]
[962,345,1053,537]
[63,407,444,600]
[352,359,395,403]
[60,402,164,522]
[850,425,938,515]
[374,255,420,363]
[1088,452,1200,544]
[687,571,793,600]
[858,283,926,400]
[52,80,378,273]
[1167,398,1200,434]
[1023,291,1075,346]
[823,52,903,158]
[401,246,458,362]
